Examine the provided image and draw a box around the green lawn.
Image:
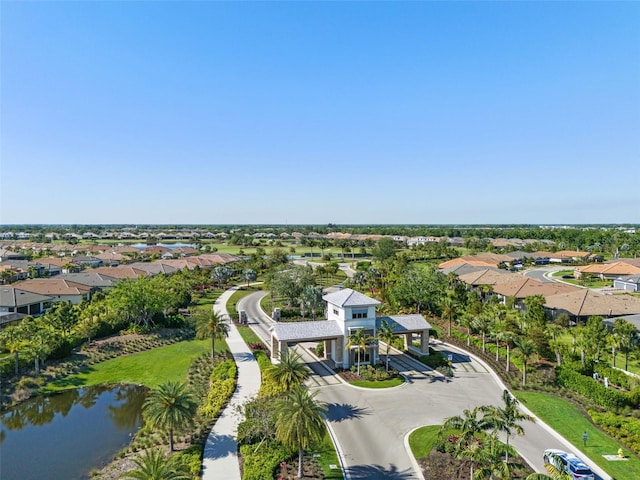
[408,425,441,459]
[43,339,214,392]
[516,391,640,479]
[311,432,344,479]
[350,377,405,388]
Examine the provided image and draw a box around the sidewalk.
[201,287,262,480]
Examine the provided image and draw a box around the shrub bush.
[593,363,636,391]
[199,359,236,419]
[173,445,203,477]
[589,410,640,455]
[315,343,324,357]
[555,366,634,411]
[421,350,449,369]
[240,442,293,480]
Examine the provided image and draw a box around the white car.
[543,449,595,480]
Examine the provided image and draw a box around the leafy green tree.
[345,328,373,376]
[211,265,233,288]
[583,315,607,361]
[524,295,547,328]
[123,449,191,480]
[241,268,257,287]
[265,351,310,391]
[193,309,229,359]
[143,381,197,452]
[371,237,397,262]
[274,386,327,479]
[300,285,323,320]
[390,265,446,315]
[108,277,172,328]
[42,301,79,339]
[376,319,396,372]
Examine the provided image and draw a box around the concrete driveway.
[239,291,609,480]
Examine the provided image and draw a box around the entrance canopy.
[272,320,344,343]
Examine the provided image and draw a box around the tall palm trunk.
[298,447,304,478]
[496,340,500,362]
[481,333,486,353]
[211,336,216,359]
[169,427,174,452]
[506,345,510,373]
[612,346,616,368]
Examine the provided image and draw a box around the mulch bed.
[419,450,532,480]
[276,456,325,479]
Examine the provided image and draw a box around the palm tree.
[266,351,310,391]
[123,449,191,480]
[193,309,229,359]
[143,381,197,452]
[345,328,373,376]
[514,337,536,386]
[440,407,493,453]
[376,319,396,372]
[472,435,519,480]
[0,325,27,375]
[607,332,621,368]
[482,390,534,462]
[442,296,457,337]
[472,316,492,353]
[274,386,327,478]
[459,313,474,347]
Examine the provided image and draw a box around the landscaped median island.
[408,392,537,480]
[235,326,343,480]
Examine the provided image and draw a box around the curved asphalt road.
[239,291,610,480]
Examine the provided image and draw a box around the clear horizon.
[2,2,639,225]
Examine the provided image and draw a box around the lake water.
[0,384,146,480]
[130,243,197,249]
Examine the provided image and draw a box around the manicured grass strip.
[43,339,214,392]
[237,324,264,346]
[312,432,344,479]
[350,377,404,388]
[516,391,640,479]
[408,425,441,460]
[191,289,223,311]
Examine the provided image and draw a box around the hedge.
[589,410,640,456]
[594,363,636,391]
[199,359,236,418]
[556,366,634,411]
[240,441,293,480]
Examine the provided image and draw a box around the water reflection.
[0,384,147,480]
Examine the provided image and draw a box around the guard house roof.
[272,320,344,342]
[322,288,381,307]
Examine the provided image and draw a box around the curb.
[404,427,427,480]
[439,341,613,480]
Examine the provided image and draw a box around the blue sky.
[1,1,639,225]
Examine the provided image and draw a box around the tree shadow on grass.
[345,464,416,479]
[324,402,370,423]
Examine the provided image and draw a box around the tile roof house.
[14,279,92,304]
[270,288,431,369]
[0,286,54,316]
[90,266,152,280]
[575,262,640,280]
[544,290,640,321]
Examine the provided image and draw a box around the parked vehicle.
[543,449,595,480]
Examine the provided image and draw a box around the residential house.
[16,279,92,304]
[0,287,54,316]
[544,290,640,323]
[614,275,640,292]
[270,288,431,369]
[56,272,118,291]
[575,262,640,280]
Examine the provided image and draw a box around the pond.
[0,384,147,480]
